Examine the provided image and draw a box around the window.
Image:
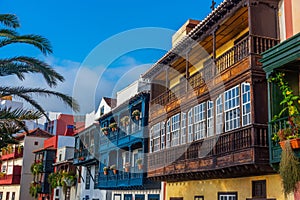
[207,101,214,137]
[218,192,237,200]
[148,194,159,200]
[242,83,251,126]
[94,164,99,189]
[114,194,121,200]
[166,119,171,148]
[153,123,161,152]
[188,109,193,143]
[224,85,240,131]
[124,194,132,200]
[171,114,180,147]
[55,189,59,197]
[181,113,186,144]
[252,180,266,198]
[11,192,15,200]
[194,196,204,200]
[216,94,223,134]
[0,192,2,200]
[150,127,153,153]
[59,154,62,161]
[194,102,206,140]
[100,106,105,116]
[161,122,165,150]
[34,141,38,146]
[5,192,9,200]
[170,198,183,200]
[85,166,91,190]
[135,195,145,200]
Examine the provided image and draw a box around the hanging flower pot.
[279,138,300,149]
[109,122,117,132]
[132,110,140,120]
[101,127,109,135]
[103,167,109,175]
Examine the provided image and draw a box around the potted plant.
[30,161,43,175]
[109,122,118,132]
[103,166,109,175]
[1,147,7,155]
[101,127,109,135]
[17,145,23,154]
[269,72,300,149]
[269,72,300,196]
[124,162,130,172]
[0,172,6,178]
[132,109,140,120]
[120,116,130,127]
[136,158,143,170]
[29,182,42,198]
[78,156,85,161]
[110,164,118,174]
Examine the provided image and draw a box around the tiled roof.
[15,128,53,140]
[103,97,117,108]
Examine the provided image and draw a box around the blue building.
[98,91,161,200]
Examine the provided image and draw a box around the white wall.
[57,136,75,148]
[0,100,23,110]
[80,166,107,200]
[116,81,139,106]
[95,98,112,120]
[85,111,96,128]
[56,146,74,162]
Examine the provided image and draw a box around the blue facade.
[97,92,159,190]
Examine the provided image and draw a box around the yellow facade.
[166,174,288,200]
[292,0,300,35]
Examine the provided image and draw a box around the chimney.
[172,19,200,47]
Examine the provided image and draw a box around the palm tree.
[0,13,80,147]
[0,14,79,115]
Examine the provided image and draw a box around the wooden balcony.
[0,166,22,185]
[73,148,96,166]
[147,124,274,181]
[1,147,23,161]
[150,35,278,111]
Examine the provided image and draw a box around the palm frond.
[0,14,20,28]
[0,34,52,55]
[0,107,43,120]
[0,56,65,87]
[0,86,80,112]
[0,29,18,38]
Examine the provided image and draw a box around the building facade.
[98,91,161,200]
[143,0,285,199]
[0,128,52,200]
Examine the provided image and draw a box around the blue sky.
[1,0,223,114]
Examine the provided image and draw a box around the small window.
[11,192,15,200]
[55,189,59,197]
[114,194,121,200]
[0,192,3,200]
[194,196,204,200]
[59,154,62,161]
[5,192,9,200]
[100,106,105,116]
[252,180,266,198]
[34,141,38,146]
[148,194,159,200]
[170,198,183,200]
[85,166,91,190]
[218,192,237,200]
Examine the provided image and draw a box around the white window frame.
[181,113,186,144]
[224,85,240,132]
[171,114,180,147]
[194,102,206,140]
[242,82,251,126]
[149,127,153,153]
[166,119,171,148]
[207,100,214,137]
[161,122,165,150]
[216,94,223,135]
[153,123,161,152]
[188,109,193,143]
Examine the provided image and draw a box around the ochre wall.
[292,0,300,35]
[166,174,287,200]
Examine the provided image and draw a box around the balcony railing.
[1,147,23,161]
[74,148,95,164]
[151,35,279,106]
[98,167,144,189]
[0,166,22,185]
[99,120,143,147]
[269,115,300,164]
[148,124,268,174]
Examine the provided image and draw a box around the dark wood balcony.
[147,124,274,181]
[150,35,278,112]
[0,166,22,185]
